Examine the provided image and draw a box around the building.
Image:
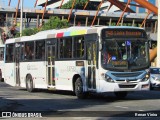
[37,0,124,12]
[123,0,158,13]
[37,0,158,13]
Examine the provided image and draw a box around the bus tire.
[0,78,4,82]
[114,91,127,99]
[26,74,34,92]
[75,77,86,99]
[150,84,153,90]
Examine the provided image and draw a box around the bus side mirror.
[149,40,152,49]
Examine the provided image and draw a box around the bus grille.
[112,72,143,77]
[116,79,138,82]
[119,84,137,88]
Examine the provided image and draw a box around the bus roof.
[5,26,144,44]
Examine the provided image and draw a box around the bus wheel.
[150,84,153,90]
[0,78,4,82]
[114,91,127,99]
[75,78,86,99]
[26,75,34,92]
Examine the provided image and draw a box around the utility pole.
[20,0,23,37]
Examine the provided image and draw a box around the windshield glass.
[101,39,149,71]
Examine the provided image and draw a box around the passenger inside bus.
[25,44,33,60]
[102,49,112,64]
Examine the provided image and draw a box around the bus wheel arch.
[72,74,81,92]
[26,74,34,92]
[73,75,87,99]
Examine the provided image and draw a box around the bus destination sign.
[103,29,146,38]
[112,60,128,67]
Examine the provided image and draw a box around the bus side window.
[59,39,64,58]
[35,40,45,60]
[59,37,72,59]
[25,42,34,60]
[6,44,14,62]
[20,44,25,61]
[0,48,4,60]
[73,36,84,58]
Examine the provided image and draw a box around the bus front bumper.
[98,80,150,92]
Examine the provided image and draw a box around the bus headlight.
[105,75,114,83]
[141,74,149,82]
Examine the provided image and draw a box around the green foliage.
[22,28,39,36]
[111,22,116,26]
[61,0,98,10]
[15,28,39,37]
[15,16,69,37]
[123,23,127,26]
[41,16,69,31]
[15,32,20,38]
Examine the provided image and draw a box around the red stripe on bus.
[52,78,55,80]
[57,33,64,38]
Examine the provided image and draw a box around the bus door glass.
[15,43,21,86]
[46,39,56,86]
[85,34,98,90]
[0,46,4,61]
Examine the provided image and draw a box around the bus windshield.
[101,29,149,71]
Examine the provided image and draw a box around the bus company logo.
[27,65,37,70]
[1,112,42,118]
[2,112,11,117]
[125,79,130,83]
[27,64,31,70]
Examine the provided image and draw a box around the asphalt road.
[0,82,160,120]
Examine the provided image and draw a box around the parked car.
[150,67,160,90]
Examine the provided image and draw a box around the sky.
[1,0,42,8]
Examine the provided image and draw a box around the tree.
[15,27,39,37]
[41,16,69,31]
[15,16,69,37]
[61,0,99,10]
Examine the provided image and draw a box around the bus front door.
[87,42,97,91]
[15,43,20,86]
[47,43,56,88]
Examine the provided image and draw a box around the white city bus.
[0,44,5,81]
[4,26,150,99]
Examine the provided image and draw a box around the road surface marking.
[115,106,128,109]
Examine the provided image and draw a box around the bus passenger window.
[6,44,14,62]
[59,38,72,59]
[20,44,25,60]
[25,42,34,60]
[0,48,4,60]
[73,36,84,58]
[35,41,45,60]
